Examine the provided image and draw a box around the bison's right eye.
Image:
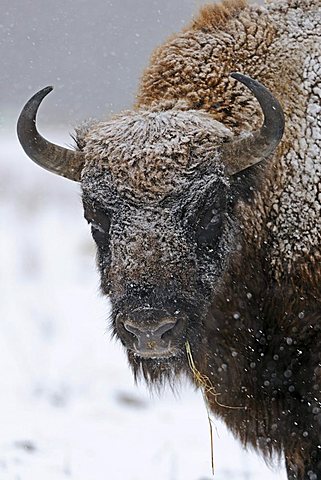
[83,204,111,249]
[91,222,109,247]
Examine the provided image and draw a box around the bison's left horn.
[17,86,85,181]
[222,73,285,176]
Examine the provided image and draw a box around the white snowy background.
[1,0,288,479]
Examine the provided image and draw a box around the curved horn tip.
[42,85,54,93]
[42,85,54,95]
[229,71,285,133]
[230,72,249,82]
[230,72,264,94]
[17,86,54,126]
[222,72,285,176]
[30,85,54,104]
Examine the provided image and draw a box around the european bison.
[17,0,321,478]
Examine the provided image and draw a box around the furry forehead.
[79,108,233,199]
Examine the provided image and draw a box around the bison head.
[17,74,284,384]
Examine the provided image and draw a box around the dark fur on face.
[80,108,257,384]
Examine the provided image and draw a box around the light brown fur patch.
[187,0,248,32]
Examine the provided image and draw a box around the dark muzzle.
[116,308,184,358]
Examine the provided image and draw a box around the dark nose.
[123,319,177,353]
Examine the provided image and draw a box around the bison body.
[18,0,321,478]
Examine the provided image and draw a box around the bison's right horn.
[17,86,85,181]
[222,73,285,176]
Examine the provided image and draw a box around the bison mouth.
[130,346,179,359]
[126,347,187,385]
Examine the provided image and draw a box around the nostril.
[123,321,140,339]
[120,316,182,354]
[155,320,177,338]
[123,319,177,340]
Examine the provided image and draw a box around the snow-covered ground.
[0,131,287,480]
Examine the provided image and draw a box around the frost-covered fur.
[82,108,232,201]
[78,1,321,478]
[136,0,321,279]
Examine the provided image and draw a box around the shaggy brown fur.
[189,0,248,31]
[73,1,321,477]
[19,0,321,478]
[132,1,321,476]
[136,0,321,284]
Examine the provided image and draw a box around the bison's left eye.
[196,208,222,248]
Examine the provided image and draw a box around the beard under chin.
[126,348,187,388]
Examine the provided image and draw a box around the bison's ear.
[221,73,285,176]
[17,87,86,181]
[229,161,267,204]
